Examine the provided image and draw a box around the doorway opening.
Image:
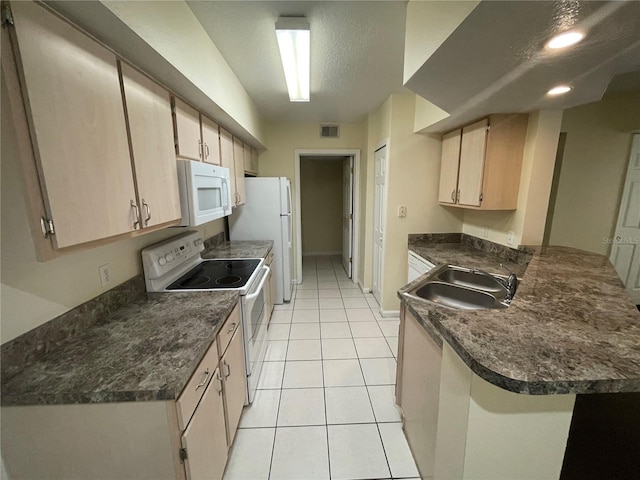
[294,149,360,285]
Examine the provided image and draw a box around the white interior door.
[610,134,640,304]
[342,157,354,277]
[373,145,387,304]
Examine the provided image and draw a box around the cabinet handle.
[198,139,204,159]
[205,143,210,158]
[195,368,210,391]
[450,189,455,202]
[130,200,140,229]
[215,373,223,396]
[226,322,237,334]
[457,189,460,203]
[223,360,231,378]
[142,198,151,226]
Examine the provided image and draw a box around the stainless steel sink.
[406,264,517,310]
[410,281,509,310]
[432,265,512,294]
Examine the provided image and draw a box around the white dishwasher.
[407,251,436,283]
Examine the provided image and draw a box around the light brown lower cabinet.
[396,304,443,480]
[1,304,245,480]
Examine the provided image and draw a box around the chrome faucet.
[471,267,518,304]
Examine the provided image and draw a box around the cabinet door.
[233,137,246,206]
[174,98,202,161]
[10,1,136,248]
[120,63,181,228]
[251,147,259,176]
[438,129,462,204]
[221,325,247,447]
[219,127,237,202]
[243,144,257,176]
[181,369,227,480]
[457,119,488,207]
[399,308,442,479]
[201,116,221,166]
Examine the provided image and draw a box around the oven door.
[241,265,270,404]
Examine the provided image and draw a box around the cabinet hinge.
[1,4,14,26]
[479,193,483,203]
[179,447,188,462]
[40,217,55,238]
[349,213,353,220]
[349,257,352,263]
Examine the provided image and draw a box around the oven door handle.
[245,266,270,301]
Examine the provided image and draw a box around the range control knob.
[194,238,203,246]
[165,253,175,263]
[158,256,167,266]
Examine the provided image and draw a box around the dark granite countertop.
[202,240,273,260]
[1,287,239,407]
[402,235,640,395]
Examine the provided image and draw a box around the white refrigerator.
[229,177,293,303]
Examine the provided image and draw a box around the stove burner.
[226,260,252,269]
[216,275,242,285]
[180,275,211,288]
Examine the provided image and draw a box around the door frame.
[294,148,360,285]
[372,140,388,305]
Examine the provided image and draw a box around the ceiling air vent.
[320,124,340,138]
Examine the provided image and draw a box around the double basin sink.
[407,264,517,310]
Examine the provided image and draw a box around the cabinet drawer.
[217,303,241,358]
[176,340,219,431]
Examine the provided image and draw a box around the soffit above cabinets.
[407,1,640,133]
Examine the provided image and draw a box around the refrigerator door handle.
[286,183,292,215]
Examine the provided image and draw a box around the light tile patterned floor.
[224,256,419,480]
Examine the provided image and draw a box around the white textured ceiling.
[186,1,409,123]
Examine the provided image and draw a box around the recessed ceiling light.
[546,31,585,50]
[547,85,572,96]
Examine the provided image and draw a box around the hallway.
[223,256,419,480]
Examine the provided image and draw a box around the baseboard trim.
[379,309,401,318]
[358,280,371,294]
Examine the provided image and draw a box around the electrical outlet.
[483,227,489,239]
[98,264,111,287]
[507,230,515,245]
[398,205,407,218]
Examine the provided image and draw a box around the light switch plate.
[507,231,515,245]
[398,205,407,218]
[483,227,489,239]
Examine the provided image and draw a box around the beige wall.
[548,93,639,255]
[258,121,368,281]
[300,159,344,255]
[0,76,224,344]
[101,0,265,146]
[462,110,563,248]
[378,94,464,312]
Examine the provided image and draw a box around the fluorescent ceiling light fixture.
[546,31,585,50]
[276,16,310,102]
[547,85,572,96]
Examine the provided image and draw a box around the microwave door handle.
[245,266,270,300]
[222,178,230,209]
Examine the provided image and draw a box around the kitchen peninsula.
[397,234,640,480]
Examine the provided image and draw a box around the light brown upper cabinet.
[173,98,221,166]
[438,114,529,210]
[233,138,247,206]
[5,1,181,255]
[8,1,137,249]
[173,98,202,161]
[244,144,258,176]
[201,116,222,165]
[219,129,246,207]
[120,63,181,229]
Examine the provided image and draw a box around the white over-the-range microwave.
[176,159,232,226]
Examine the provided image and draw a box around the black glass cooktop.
[166,259,261,290]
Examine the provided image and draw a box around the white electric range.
[141,231,269,404]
